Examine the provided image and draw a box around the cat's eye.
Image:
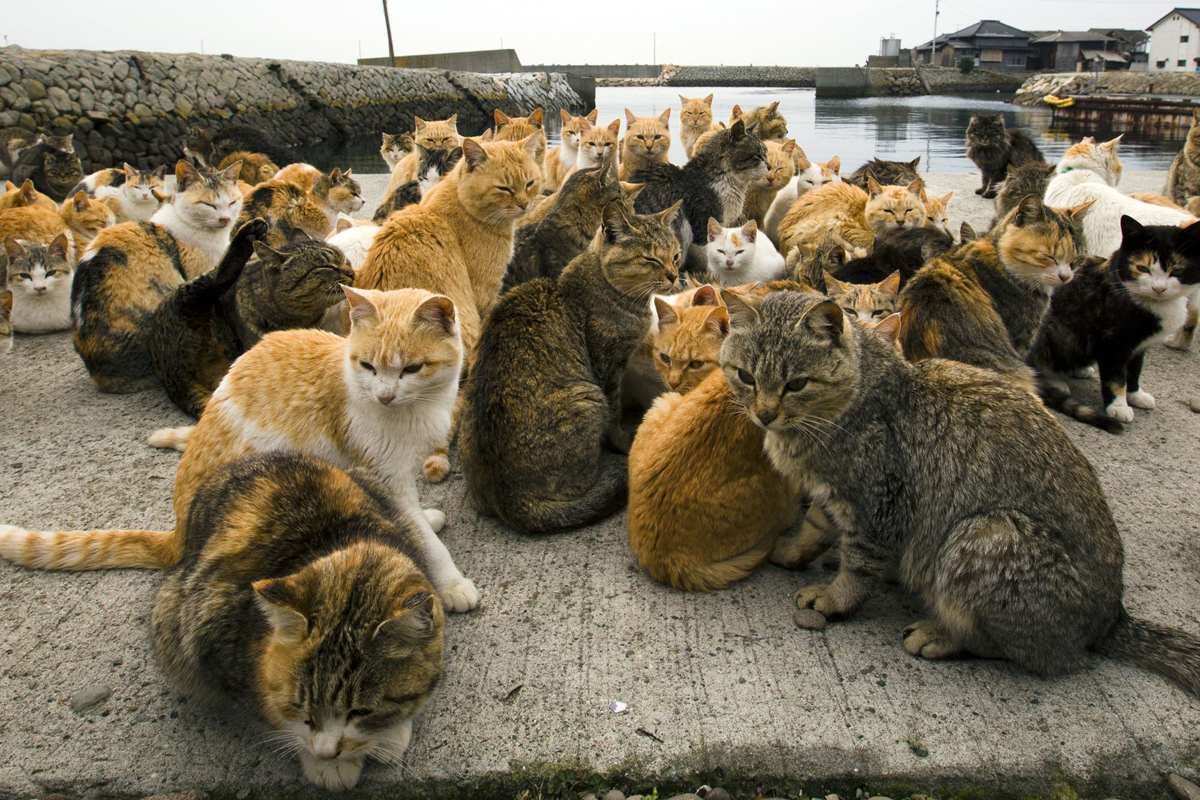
[735,250,744,256]
[403,363,423,374]
[45,270,57,277]
[785,377,809,393]
[525,180,535,189]
[873,310,888,319]
[347,708,373,720]
[643,257,663,268]
[658,353,670,364]
[635,136,645,141]
[652,135,662,141]
[842,306,856,315]
[689,360,704,369]
[717,250,725,256]
[737,368,755,386]
[496,186,513,194]
[203,202,216,208]
[360,361,376,374]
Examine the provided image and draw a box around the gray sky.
[0,1,1173,68]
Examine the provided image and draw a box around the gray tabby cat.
[719,289,1200,696]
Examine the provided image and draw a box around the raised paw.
[300,752,363,791]
[423,508,446,533]
[439,576,480,613]
[1127,390,1156,410]
[423,449,450,483]
[793,583,848,620]
[903,619,965,661]
[1106,399,1135,423]
[234,217,269,246]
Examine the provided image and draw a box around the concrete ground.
[1,171,1198,800]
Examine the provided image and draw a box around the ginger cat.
[743,139,798,227]
[619,108,671,181]
[777,176,926,257]
[0,287,480,614]
[652,286,729,393]
[763,155,842,246]
[921,190,954,234]
[385,115,463,195]
[545,109,598,191]
[0,179,58,211]
[576,119,621,171]
[679,94,716,160]
[494,109,548,172]
[0,191,115,264]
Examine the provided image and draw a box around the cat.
[721,288,1200,698]
[743,139,798,227]
[459,201,682,535]
[0,178,58,211]
[149,223,355,417]
[777,176,925,257]
[312,168,365,225]
[385,115,462,194]
[845,156,920,190]
[58,192,117,259]
[992,161,1057,226]
[965,113,1046,199]
[1029,217,1200,424]
[576,119,621,171]
[651,286,729,393]
[545,109,597,191]
[704,219,785,286]
[71,160,244,393]
[373,145,463,222]
[71,163,168,223]
[493,108,547,174]
[898,196,1094,397]
[216,151,279,185]
[151,452,444,791]
[238,178,333,245]
[762,156,842,246]
[1167,109,1200,207]
[207,124,303,167]
[380,131,414,170]
[921,190,953,234]
[13,137,84,202]
[633,120,768,273]
[730,101,788,141]
[183,126,214,166]
[0,289,11,356]
[504,155,639,291]
[0,190,114,264]
[3,235,74,333]
[327,214,381,270]
[829,227,953,290]
[1045,136,1195,259]
[679,94,716,159]
[619,108,672,181]
[823,270,901,324]
[0,126,36,178]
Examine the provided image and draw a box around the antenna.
[930,0,940,65]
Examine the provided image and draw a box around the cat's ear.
[741,220,758,243]
[822,271,848,293]
[959,221,978,242]
[730,104,743,123]
[288,227,312,245]
[624,108,637,126]
[1119,215,1146,243]
[1014,195,1045,226]
[220,161,243,183]
[691,284,719,307]
[73,191,90,212]
[413,116,427,132]
[801,300,851,347]
[796,156,812,172]
[657,108,671,126]
[937,191,953,206]
[328,168,343,183]
[782,139,797,156]
[175,160,202,190]
[866,174,883,197]
[462,139,489,172]
[519,133,541,160]
[654,297,678,328]
[152,164,168,179]
[656,199,683,230]
[876,270,902,296]
[706,305,730,337]
[620,181,644,201]
[872,312,903,344]
[720,289,761,329]
[343,285,379,326]
[767,101,780,115]
[48,233,70,262]
[606,119,621,136]
[679,94,689,106]
[599,147,618,181]
[415,294,457,336]
[560,109,571,125]
[252,240,286,268]
[123,162,137,177]
[5,181,15,191]
[908,156,921,169]
[586,109,599,124]
[707,217,723,242]
[827,155,841,175]
[446,113,458,128]
[374,589,439,658]
[334,213,356,234]
[729,119,747,141]
[906,177,923,196]
[3,237,25,263]
[479,128,494,142]
[252,577,309,639]
[1101,135,1123,152]
[703,93,713,106]
[445,146,464,170]
[528,108,544,128]
[602,202,635,243]
[1060,199,1095,223]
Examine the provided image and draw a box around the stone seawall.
[661,65,817,88]
[0,46,585,171]
[1014,70,1200,105]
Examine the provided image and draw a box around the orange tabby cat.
[385,115,463,194]
[0,191,114,262]
[743,139,798,227]
[921,190,954,233]
[777,176,926,256]
[0,179,58,211]
[679,94,716,159]
[494,109,548,174]
[619,108,671,181]
[652,290,729,392]
[576,119,621,172]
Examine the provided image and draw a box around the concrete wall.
[525,64,662,80]
[360,49,522,74]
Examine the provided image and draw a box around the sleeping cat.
[0,178,58,211]
[373,145,463,222]
[71,160,244,393]
[1030,217,1200,424]
[966,113,1046,198]
[0,289,11,356]
[545,109,597,191]
[380,132,414,169]
[845,156,920,190]
[237,179,332,245]
[777,176,925,257]
[704,219,785,286]
[679,94,716,159]
[723,289,1200,698]
[3,235,74,333]
[385,115,462,195]
[743,139,798,227]
[152,452,444,791]
[71,163,168,223]
[763,155,841,246]
[576,119,622,171]
[619,109,672,181]
[459,201,682,535]
[823,270,901,324]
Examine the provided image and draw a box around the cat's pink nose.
[34,286,46,294]
[377,391,395,405]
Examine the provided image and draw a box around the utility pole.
[930,0,939,66]
[653,33,657,65]
[382,0,396,65]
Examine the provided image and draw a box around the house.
[914,20,1034,72]
[1029,31,1131,71]
[1147,8,1200,72]
[1092,28,1150,70]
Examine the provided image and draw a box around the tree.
[958,56,975,74]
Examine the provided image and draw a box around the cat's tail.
[1037,383,1124,435]
[148,426,195,451]
[506,459,628,535]
[0,524,180,571]
[649,547,771,592]
[1096,610,1200,698]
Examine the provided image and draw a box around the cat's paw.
[1105,398,1135,423]
[423,508,446,533]
[423,449,450,483]
[300,752,364,792]
[768,531,825,570]
[1071,365,1096,379]
[1127,390,1156,409]
[234,217,269,247]
[1165,328,1194,351]
[439,576,480,613]
[974,187,985,196]
[903,619,965,661]
[794,583,851,621]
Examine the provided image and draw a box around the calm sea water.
[301,86,1181,174]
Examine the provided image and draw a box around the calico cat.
[992,161,1056,226]
[238,179,333,244]
[633,120,768,272]
[763,155,842,246]
[381,132,414,170]
[845,156,920,190]
[576,119,622,171]
[823,270,901,324]
[651,287,729,393]
[216,151,279,185]
[545,109,597,191]
[13,137,84,202]
[3,235,74,333]
[730,101,788,141]
[504,155,638,291]
[149,224,355,417]
[723,289,1200,698]
[385,115,462,194]
[679,94,716,159]
[312,168,365,224]
[71,160,244,393]
[743,139,797,227]
[71,163,168,223]
[152,452,444,791]
[965,113,1046,198]
[373,145,463,222]
[619,109,672,181]
[777,176,925,257]
[898,196,1093,394]
[0,178,58,211]
[459,201,682,535]
[1167,109,1200,207]
[1029,217,1200,424]
[704,219,785,286]
[0,289,11,356]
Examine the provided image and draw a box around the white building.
[1148,8,1200,71]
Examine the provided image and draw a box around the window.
[1183,35,1191,43]
[1006,55,1025,66]
[1159,60,1169,68]
[1180,60,1188,67]
[981,49,1003,62]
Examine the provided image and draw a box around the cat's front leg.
[794,529,878,622]
[1097,356,1133,422]
[1125,351,1155,410]
[300,751,364,791]
[397,483,479,613]
[770,500,839,569]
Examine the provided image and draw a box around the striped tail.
[0,524,180,570]
[1038,382,1124,435]
[148,425,195,451]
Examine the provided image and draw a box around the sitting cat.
[845,156,920,190]
[823,270,901,324]
[921,190,953,234]
[743,139,798,227]
[459,201,682,534]
[238,178,332,244]
[71,160,244,393]
[679,94,716,159]
[992,161,1057,227]
[545,109,597,191]
[152,452,445,791]
[0,126,36,179]
[704,219,785,286]
[576,119,621,171]
[0,289,11,356]
[1029,217,1200,424]
[380,131,414,170]
[385,115,463,196]
[373,144,463,222]
[730,101,788,141]
[0,178,58,211]
[619,108,672,181]
[966,113,1046,199]
[777,176,925,257]
[71,163,168,223]
[651,286,729,393]
[633,120,768,273]
[1167,109,1200,207]
[723,289,1200,698]
[13,135,83,202]
[3,235,74,333]
[762,155,842,246]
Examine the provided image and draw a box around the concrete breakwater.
[0,46,586,171]
[1014,70,1200,105]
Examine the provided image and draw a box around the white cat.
[763,155,841,246]
[4,235,74,333]
[705,218,785,286]
[1045,136,1196,258]
[326,214,380,270]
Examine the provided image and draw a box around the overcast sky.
[0,1,1174,68]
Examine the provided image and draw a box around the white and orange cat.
[705,219,785,286]
[545,109,598,191]
[619,109,671,181]
[763,155,842,246]
[777,175,925,256]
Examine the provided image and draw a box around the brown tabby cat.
[619,108,671,181]
[823,271,902,324]
[730,101,788,141]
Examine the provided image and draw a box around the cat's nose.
[377,390,396,405]
[756,408,778,426]
[313,734,341,760]
[1056,266,1074,284]
[1153,285,1166,295]
[34,286,46,294]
